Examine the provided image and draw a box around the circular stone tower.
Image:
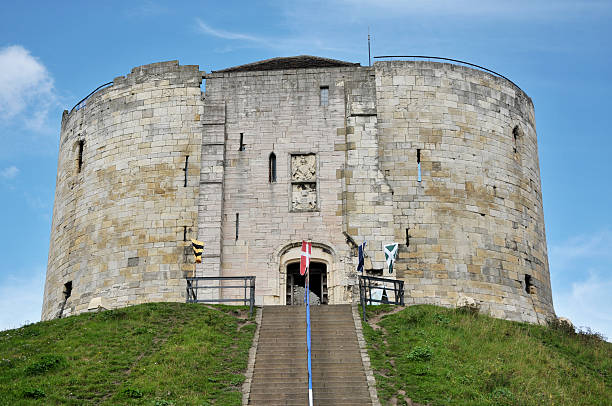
[42,61,205,320]
[373,60,553,323]
[43,56,554,325]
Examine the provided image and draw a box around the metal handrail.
[70,81,114,113]
[358,275,405,321]
[186,276,256,316]
[373,55,519,89]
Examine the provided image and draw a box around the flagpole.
[305,247,313,406]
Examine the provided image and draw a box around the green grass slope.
[363,304,611,406]
[0,303,256,405]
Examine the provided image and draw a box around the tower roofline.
[212,55,360,73]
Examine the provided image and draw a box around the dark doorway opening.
[286,262,328,305]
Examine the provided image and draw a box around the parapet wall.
[42,61,205,320]
[373,61,552,322]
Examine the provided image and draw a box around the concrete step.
[248,305,372,405]
[249,394,371,406]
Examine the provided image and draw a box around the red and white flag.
[300,240,311,276]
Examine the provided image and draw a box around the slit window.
[239,133,245,151]
[269,152,277,183]
[77,140,84,173]
[235,213,239,240]
[183,155,189,187]
[417,149,421,182]
[512,126,520,154]
[405,228,410,247]
[320,86,329,106]
[525,274,533,294]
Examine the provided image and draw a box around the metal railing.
[70,81,114,113]
[186,276,256,316]
[358,275,405,321]
[373,55,519,89]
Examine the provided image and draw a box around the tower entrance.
[286,261,328,305]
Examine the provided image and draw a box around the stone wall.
[42,61,205,320]
[203,67,367,305]
[373,61,553,322]
[43,57,554,324]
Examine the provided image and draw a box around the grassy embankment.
[362,304,611,406]
[0,302,255,405]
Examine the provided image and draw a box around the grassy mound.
[362,304,611,406]
[0,302,256,405]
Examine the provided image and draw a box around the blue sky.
[1,0,610,338]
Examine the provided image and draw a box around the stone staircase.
[248,304,372,405]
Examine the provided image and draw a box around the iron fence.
[358,275,405,321]
[186,276,256,316]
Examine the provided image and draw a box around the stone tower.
[43,56,554,324]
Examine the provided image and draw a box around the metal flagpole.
[305,245,313,406]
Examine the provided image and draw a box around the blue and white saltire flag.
[384,243,399,274]
[357,241,367,273]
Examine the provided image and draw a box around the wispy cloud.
[549,230,612,271]
[0,45,57,131]
[196,19,262,42]
[549,230,612,341]
[0,166,19,179]
[195,18,353,56]
[554,271,612,341]
[125,0,169,18]
[0,267,46,331]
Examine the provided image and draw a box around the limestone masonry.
[42,56,555,324]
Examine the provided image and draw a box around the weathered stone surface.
[44,57,555,325]
[42,61,204,320]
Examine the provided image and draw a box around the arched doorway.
[285,261,328,305]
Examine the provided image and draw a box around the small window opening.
[183,226,187,242]
[77,140,84,173]
[239,133,245,151]
[63,281,72,300]
[417,149,422,182]
[183,155,189,187]
[525,274,533,294]
[269,152,277,183]
[405,228,410,247]
[320,86,329,107]
[512,126,520,154]
[235,213,239,240]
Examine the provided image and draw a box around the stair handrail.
[358,275,405,321]
[185,276,256,316]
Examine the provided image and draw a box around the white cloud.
[553,272,612,341]
[549,230,612,341]
[0,45,56,130]
[0,166,19,179]
[195,19,352,55]
[125,1,169,18]
[549,230,612,271]
[196,19,263,42]
[0,268,45,331]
